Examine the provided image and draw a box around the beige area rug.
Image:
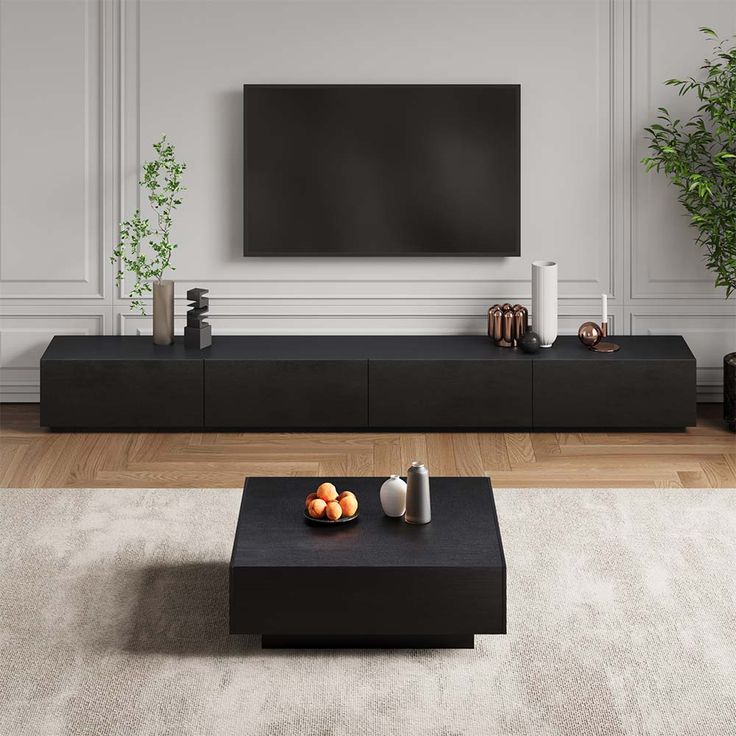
[1,487,735,736]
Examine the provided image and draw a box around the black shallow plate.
[303,509,359,525]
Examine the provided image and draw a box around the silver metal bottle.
[405,461,431,525]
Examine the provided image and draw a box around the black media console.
[40,335,696,430]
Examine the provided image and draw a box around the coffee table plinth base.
[262,634,474,649]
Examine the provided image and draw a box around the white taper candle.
[602,293,608,324]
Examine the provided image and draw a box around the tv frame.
[243,83,521,258]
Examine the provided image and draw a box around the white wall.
[1,0,734,402]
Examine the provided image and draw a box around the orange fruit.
[339,495,358,517]
[305,492,318,509]
[325,501,343,521]
[308,498,327,518]
[316,482,338,502]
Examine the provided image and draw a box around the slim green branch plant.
[112,136,187,314]
[642,27,736,297]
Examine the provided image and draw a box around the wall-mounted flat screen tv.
[243,84,520,257]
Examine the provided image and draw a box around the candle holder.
[591,321,620,353]
[577,321,620,352]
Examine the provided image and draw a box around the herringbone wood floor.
[1,404,734,488]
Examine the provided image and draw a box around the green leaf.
[642,27,736,297]
[113,135,185,291]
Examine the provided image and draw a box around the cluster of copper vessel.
[487,303,528,347]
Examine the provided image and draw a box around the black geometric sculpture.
[184,288,212,349]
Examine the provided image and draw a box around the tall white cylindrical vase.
[531,260,558,348]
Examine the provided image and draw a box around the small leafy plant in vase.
[112,136,186,345]
[642,28,736,431]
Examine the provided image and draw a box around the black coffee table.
[229,476,506,648]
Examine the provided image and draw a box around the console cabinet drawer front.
[369,360,532,428]
[533,360,696,428]
[205,360,368,428]
[40,360,203,428]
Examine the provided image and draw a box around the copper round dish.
[591,342,621,353]
[303,510,359,525]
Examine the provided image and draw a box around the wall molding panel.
[630,310,736,403]
[0,308,109,402]
[118,305,620,341]
[0,0,107,300]
[1,0,733,403]
[112,0,615,309]
[629,0,736,301]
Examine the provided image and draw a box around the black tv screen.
[243,84,520,257]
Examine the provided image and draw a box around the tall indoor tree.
[642,27,736,430]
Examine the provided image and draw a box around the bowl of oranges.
[304,482,359,525]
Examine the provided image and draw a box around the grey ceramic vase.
[405,461,431,525]
[152,280,174,346]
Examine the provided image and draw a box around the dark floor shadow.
[121,561,260,657]
[118,561,451,660]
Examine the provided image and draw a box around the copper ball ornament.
[578,321,603,348]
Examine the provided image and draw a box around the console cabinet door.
[205,360,368,428]
[40,360,204,428]
[369,360,532,428]
[533,360,696,428]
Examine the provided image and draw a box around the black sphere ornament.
[517,330,541,354]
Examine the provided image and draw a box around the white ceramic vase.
[531,260,558,348]
[380,475,407,517]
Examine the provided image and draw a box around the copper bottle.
[512,305,528,346]
[488,306,503,343]
[499,309,514,347]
